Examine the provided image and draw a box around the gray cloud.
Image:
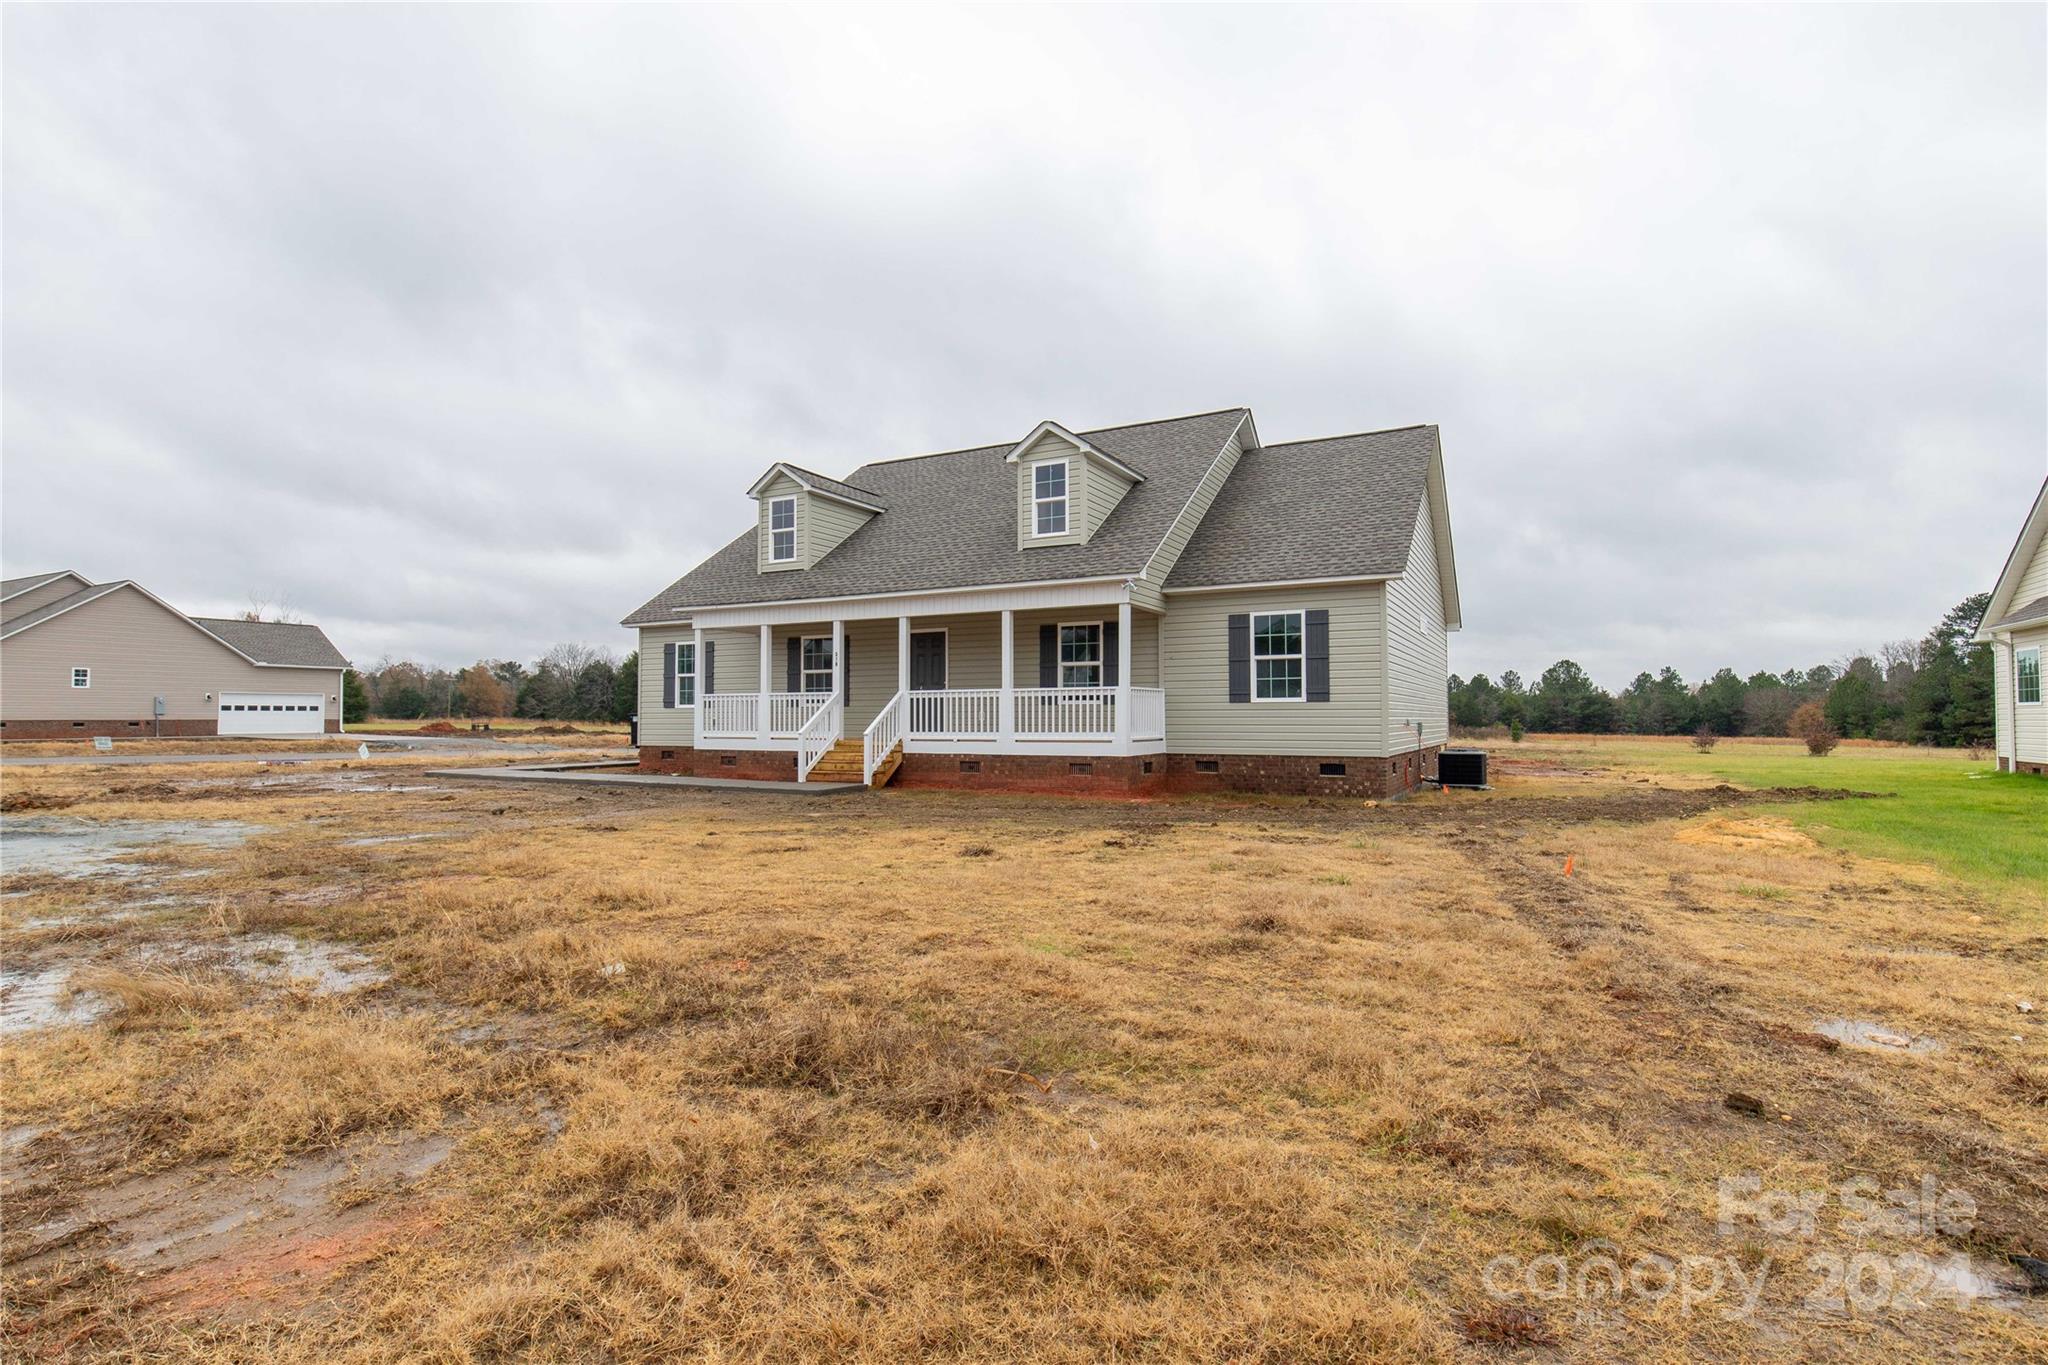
[5,5,2042,686]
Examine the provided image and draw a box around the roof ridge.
[856,406,1248,471]
[1255,423,1436,450]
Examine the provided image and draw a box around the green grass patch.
[1517,737,2047,905]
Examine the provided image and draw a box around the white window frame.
[800,634,836,694]
[768,496,798,562]
[1031,460,1069,538]
[676,641,696,707]
[1251,609,1306,703]
[1057,620,1102,689]
[71,666,90,689]
[2019,645,2042,706]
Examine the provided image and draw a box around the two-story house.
[622,407,1460,795]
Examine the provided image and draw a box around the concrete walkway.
[424,761,866,796]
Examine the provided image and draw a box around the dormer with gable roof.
[747,463,887,573]
[1004,421,1145,550]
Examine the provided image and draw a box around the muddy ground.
[0,752,2043,1362]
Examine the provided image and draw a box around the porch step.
[805,737,868,782]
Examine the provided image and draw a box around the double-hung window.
[1033,461,1068,537]
[1058,623,1101,688]
[1252,611,1305,701]
[71,667,90,689]
[2020,646,2042,705]
[677,642,696,706]
[769,496,797,562]
[800,636,835,693]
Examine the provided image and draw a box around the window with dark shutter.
[1227,614,1251,703]
[1038,624,1057,687]
[663,642,676,708]
[1305,609,1331,703]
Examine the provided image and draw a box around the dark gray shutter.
[1305,610,1330,702]
[1227,614,1250,703]
[842,636,851,705]
[1039,624,1057,687]
[786,637,800,693]
[663,642,676,708]
[703,641,715,694]
[1102,620,1119,687]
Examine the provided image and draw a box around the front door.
[909,631,947,691]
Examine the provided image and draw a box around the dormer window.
[769,497,797,562]
[1032,461,1068,537]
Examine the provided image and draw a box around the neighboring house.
[622,407,1460,795]
[0,572,351,739]
[1975,477,2048,775]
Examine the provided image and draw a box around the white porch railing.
[767,691,830,737]
[1013,686,1118,738]
[1130,686,1166,741]
[700,692,760,737]
[795,695,842,782]
[699,692,830,738]
[908,687,1002,738]
[863,690,907,784]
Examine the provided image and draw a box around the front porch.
[682,601,1165,783]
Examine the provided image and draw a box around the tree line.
[1449,595,1996,748]
[346,644,638,724]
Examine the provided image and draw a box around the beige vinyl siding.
[807,495,873,565]
[1992,639,2014,761]
[1161,583,1387,756]
[699,627,760,707]
[1085,462,1136,535]
[2,574,92,624]
[0,586,339,724]
[1017,431,1086,549]
[756,475,809,572]
[1382,497,1450,749]
[1140,420,1248,585]
[2014,625,2048,763]
[636,625,698,746]
[2013,535,2048,606]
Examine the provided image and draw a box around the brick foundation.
[636,745,1443,797]
[1158,747,1440,798]
[2011,758,2046,777]
[2,718,344,741]
[639,746,800,781]
[1,718,219,740]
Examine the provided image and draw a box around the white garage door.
[219,692,325,736]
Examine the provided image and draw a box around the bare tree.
[240,591,304,624]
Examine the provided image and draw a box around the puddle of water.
[16,1130,451,1276]
[1,817,262,879]
[0,965,111,1035]
[1814,1017,1942,1055]
[140,934,389,994]
[340,832,452,846]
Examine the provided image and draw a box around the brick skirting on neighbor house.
[2000,757,2046,776]
[0,718,344,740]
[638,745,1443,797]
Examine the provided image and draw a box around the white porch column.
[757,623,772,740]
[897,616,910,695]
[692,625,705,748]
[1116,599,1133,748]
[831,619,845,709]
[999,608,1016,744]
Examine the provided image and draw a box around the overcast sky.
[4,6,2043,687]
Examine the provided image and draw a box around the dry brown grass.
[1,753,2043,1360]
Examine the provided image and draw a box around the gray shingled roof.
[0,582,125,635]
[192,617,351,669]
[624,408,1250,621]
[1,570,89,600]
[1165,426,1439,589]
[771,464,888,510]
[1989,595,2048,630]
